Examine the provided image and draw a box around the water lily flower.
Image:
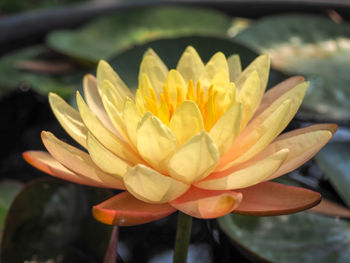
[23,46,336,226]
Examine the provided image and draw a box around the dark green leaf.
[109,36,260,90]
[0,180,22,233]
[47,6,232,63]
[0,178,114,263]
[235,14,350,122]
[0,46,82,98]
[219,212,350,263]
[315,142,350,207]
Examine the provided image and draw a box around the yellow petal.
[227,54,242,81]
[124,164,190,204]
[99,80,130,144]
[218,99,292,170]
[137,112,178,172]
[251,81,309,135]
[168,131,220,184]
[123,98,142,147]
[254,76,304,117]
[210,70,233,117]
[176,46,204,84]
[87,132,130,179]
[255,124,336,180]
[138,51,168,96]
[199,52,228,90]
[48,93,87,148]
[195,149,289,190]
[209,103,242,156]
[237,71,261,129]
[41,131,125,189]
[76,91,143,165]
[83,74,118,135]
[165,69,186,106]
[97,60,133,99]
[169,101,204,145]
[235,54,270,96]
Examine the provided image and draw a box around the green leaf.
[234,14,350,122]
[0,178,114,263]
[108,36,260,90]
[219,212,350,263]
[315,142,350,207]
[47,6,232,63]
[0,46,82,98]
[0,180,22,233]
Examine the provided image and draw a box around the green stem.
[173,212,193,263]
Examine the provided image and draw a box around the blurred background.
[1,0,350,262]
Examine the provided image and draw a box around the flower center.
[136,76,236,131]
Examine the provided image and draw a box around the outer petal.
[87,132,130,179]
[237,71,261,129]
[199,52,228,90]
[169,101,204,145]
[83,74,118,135]
[77,91,143,165]
[257,124,336,180]
[234,182,321,216]
[250,81,309,134]
[41,131,125,189]
[254,76,304,117]
[176,46,204,84]
[168,131,220,184]
[235,54,270,95]
[227,54,242,81]
[195,149,288,190]
[48,93,87,148]
[124,164,190,204]
[97,60,133,99]
[137,112,178,173]
[93,191,176,226]
[209,103,242,156]
[23,151,104,187]
[170,186,242,219]
[218,99,292,170]
[138,50,168,96]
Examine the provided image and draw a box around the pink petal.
[23,151,105,187]
[93,192,176,226]
[234,182,321,216]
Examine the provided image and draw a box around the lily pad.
[108,35,269,90]
[47,6,233,63]
[0,180,22,233]
[0,178,114,263]
[315,142,350,207]
[234,14,350,122]
[219,212,350,263]
[0,46,82,98]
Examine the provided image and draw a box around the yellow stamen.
[186,80,195,100]
[144,96,158,115]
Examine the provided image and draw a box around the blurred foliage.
[0,46,83,98]
[219,212,350,263]
[315,143,350,207]
[0,178,114,262]
[234,14,350,122]
[47,6,233,63]
[0,0,87,13]
[0,180,22,233]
